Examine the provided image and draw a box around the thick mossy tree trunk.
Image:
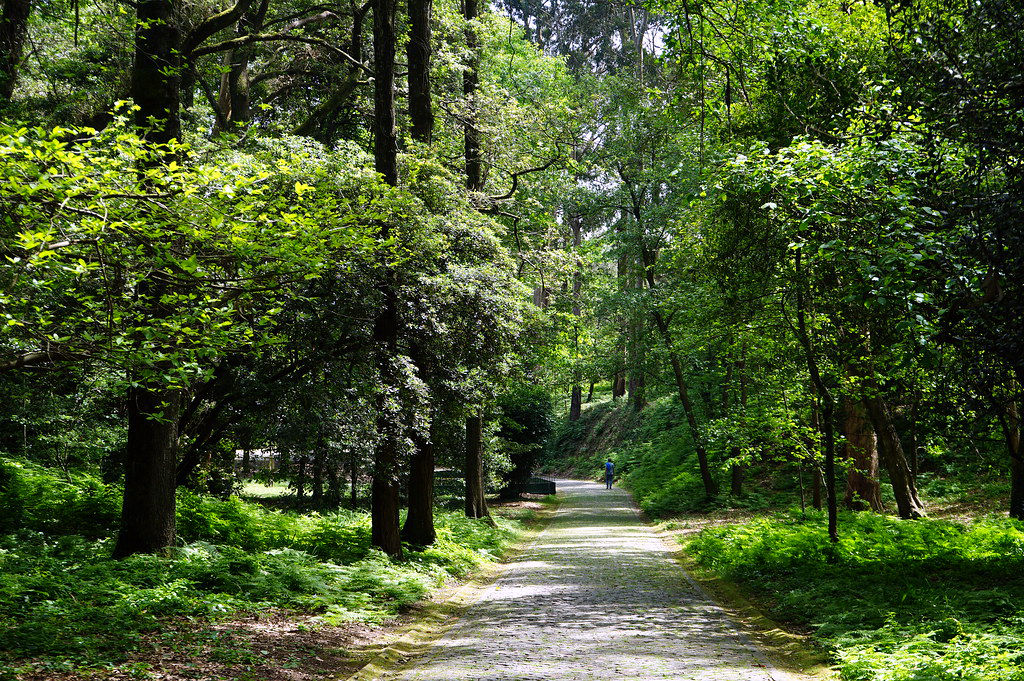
[863,394,925,519]
[0,0,30,101]
[465,412,489,519]
[113,0,184,559]
[842,397,884,512]
[369,0,402,559]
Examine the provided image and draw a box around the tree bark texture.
[863,394,926,519]
[113,386,181,557]
[407,0,433,143]
[463,0,482,190]
[0,0,30,101]
[402,424,436,545]
[464,413,489,518]
[113,0,184,558]
[373,0,398,185]
[369,0,402,558]
[842,397,884,512]
[133,0,182,144]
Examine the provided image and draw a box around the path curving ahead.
[389,479,789,681]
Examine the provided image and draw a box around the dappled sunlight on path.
[391,480,783,681]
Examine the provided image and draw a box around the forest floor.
[4,496,554,681]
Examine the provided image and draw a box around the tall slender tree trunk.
[311,441,325,507]
[842,397,884,511]
[369,0,402,558]
[650,310,718,499]
[0,0,30,102]
[463,0,482,190]
[568,212,584,422]
[863,394,925,519]
[407,0,433,143]
[465,412,489,518]
[793,252,837,543]
[295,454,306,501]
[1007,399,1024,520]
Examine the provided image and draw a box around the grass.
[686,510,1024,681]
[0,458,530,679]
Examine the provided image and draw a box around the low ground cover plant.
[0,459,522,678]
[688,512,1024,680]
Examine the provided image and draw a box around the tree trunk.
[842,397,884,512]
[586,381,595,403]
[133,0,181,145]
[464,412,489,518]
[612,372,626,399]
[651,311,718,499]
[402,423,436,545]
[349,456,358,507]
[863,394,925,519]
[295,454,306,501]
[113,0,183,559]
[1008,399,1024,519]
[369,0,402,558]
[793,251,837,543]
[407,0,433,143]
[568,211,583,422]
[373,0,398,186]
[241,448,251,478]
[463,0,482,191]
[311,442,325,507]
[0,0,30,101]
[113,385,181,558]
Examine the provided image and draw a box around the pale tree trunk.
[465,412,489,518]
[842,397,884,512]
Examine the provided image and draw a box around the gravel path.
[392,479,785,681]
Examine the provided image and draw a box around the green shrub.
[688,512,1024,680]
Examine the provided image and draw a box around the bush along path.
[377,479,807,681]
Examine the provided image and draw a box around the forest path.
[385,479,791,681]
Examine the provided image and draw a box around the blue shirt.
[605,461,614,476]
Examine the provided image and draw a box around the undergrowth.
[688,512,1024,680]
[0,459,522,678]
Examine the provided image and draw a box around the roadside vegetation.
[0,459,536,680]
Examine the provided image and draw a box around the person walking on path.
[604,458,614,489]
